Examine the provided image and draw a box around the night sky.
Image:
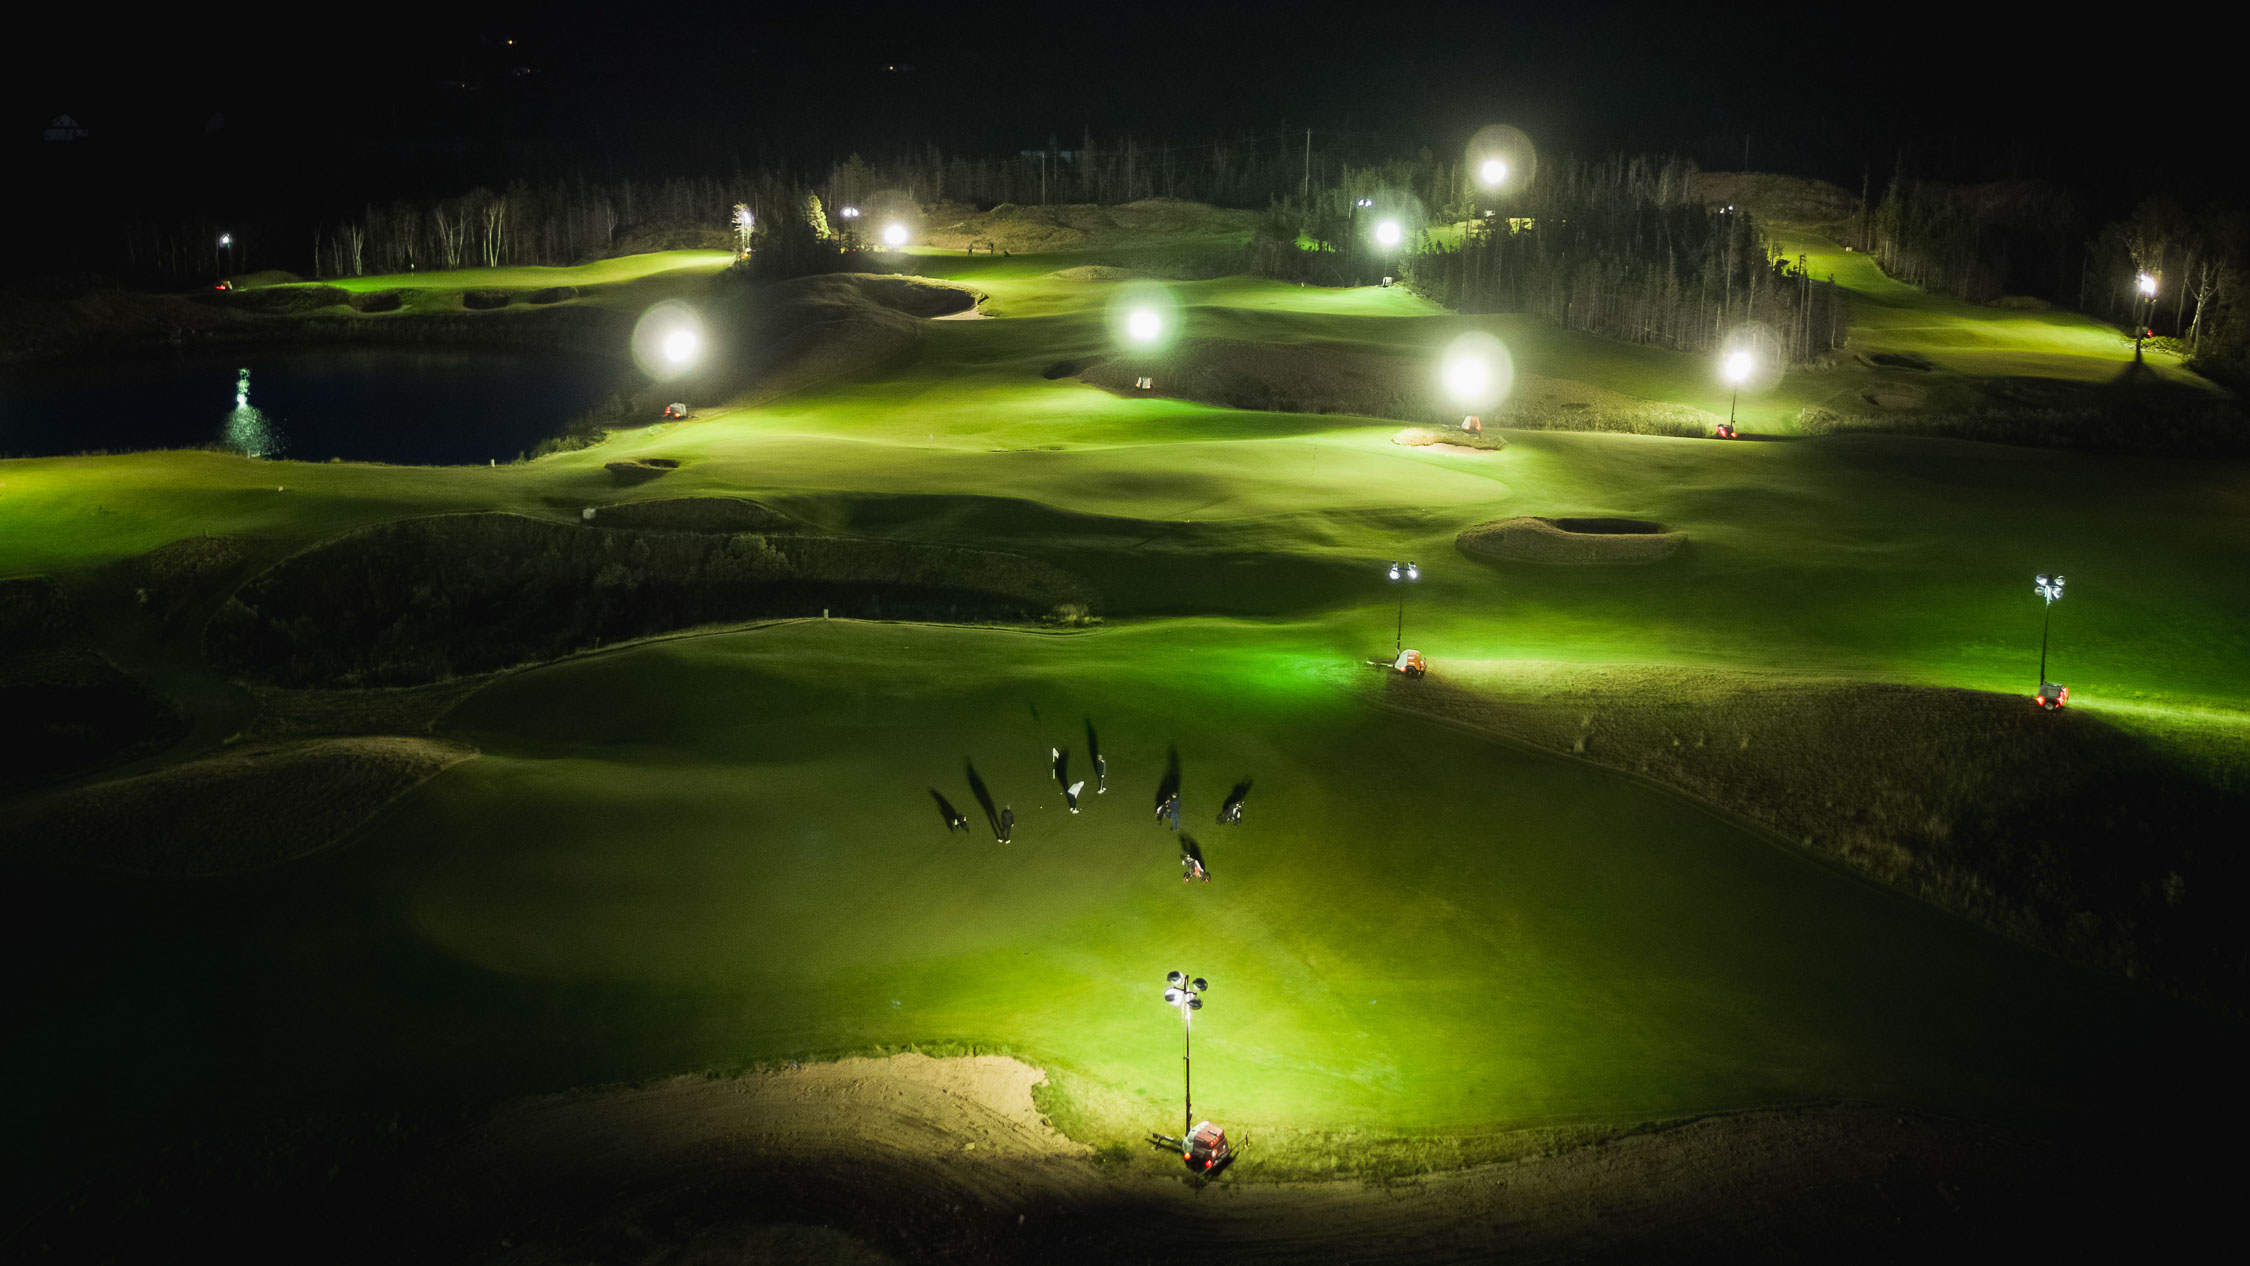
[8,2,2236,240]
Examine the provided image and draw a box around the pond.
[0,346,629,465]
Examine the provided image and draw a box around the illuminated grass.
[4,245,2248,1186]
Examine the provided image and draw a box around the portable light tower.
[2033,573,2068,709]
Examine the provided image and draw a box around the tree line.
[1250,155,1847,363]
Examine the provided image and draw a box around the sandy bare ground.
[14,1053,2207,1264]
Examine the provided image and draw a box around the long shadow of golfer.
[928,788,965,832]
[1154,744,1181,815]
[1218,779,1252,824]
[964,760,1001,839]
[1180,833,1209,879]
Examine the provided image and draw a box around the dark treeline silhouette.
[2081,195,2250,388]
[1385,156,1849,364]
[1844,172,2077,305]
[116,127,1405,284]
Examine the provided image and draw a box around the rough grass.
[127,534,258,634]
[1798,400,2250,455]
[0,735,475,874]
[1390,663,2250,1012]
[588,496,801,533]
[1456,516,1685,564]
[0,576,184,791]
[207,512,1099,685]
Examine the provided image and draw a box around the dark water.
[0,346,626,465]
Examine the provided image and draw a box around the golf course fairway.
[8,618,2233,1183]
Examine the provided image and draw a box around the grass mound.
[346,290,403,313]
[218,284,351,314]
[0,736,474,875]
[604,457,680,485]
[1394,665,2250,1012]
[230,270,305,289]
[0,576,185,791]
[1079,344,1719,436]
[129,534,259,634]
[1456,516,1684,565]
[703,273,979,405]
[208,513,1099,686]
[1080,338,1434,418]
[1797,399,2250,455]
[589,497,800,533]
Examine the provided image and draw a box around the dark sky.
[10,2,2238,218]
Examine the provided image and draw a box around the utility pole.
[1303,128,1311,203]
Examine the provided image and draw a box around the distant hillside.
[1690,172,1858,228]
[923,199,1255,252]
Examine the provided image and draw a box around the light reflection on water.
[223,367,280,458]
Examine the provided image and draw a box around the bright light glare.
[882,223,908,247]
[1724,350,1753,384]
[1479,158,1507,187]
[2136,271,2157,297]
[663,329,699,364]
[1126,307,1161,343]
[1375,220,1402,248]
[1443,353,1491,402]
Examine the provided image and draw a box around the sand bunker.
[1394,427,1506,454]
[1457,516,1684,565]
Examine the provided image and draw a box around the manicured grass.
[7,619,2234,1184]
[312,250,734,295]
[4,242,2248,1195]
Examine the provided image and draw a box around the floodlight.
[1167,970,1185,987]
[2137,271,2157,297]
[219,233,231,246]
[1164,988,1183,1004]
[1388,562,1401,581]
[1355,197,1374,208]
[1724,350,1753,384]
[1405,563,1419,582]
[1442,351,1491,403]
[1188,995,1202,1010]
[1126,307,1162,344]
[1191,977,1207,991]
[2035,574,2065,603]
[1375,219,1402,248]
[882,223,908,247]
[841,205,861,218]
[1479,158,1507,187]
[632,300,708,379]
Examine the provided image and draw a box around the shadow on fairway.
[927,788,965,832]
[1154,744,1182,815]
[1180,833,1209,879]
[1218,779,1252,824]
[964,760,1000,839]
